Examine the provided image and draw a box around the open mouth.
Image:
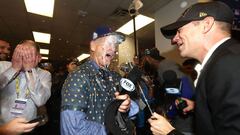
[106,53,111,57]
[105,52,114,59]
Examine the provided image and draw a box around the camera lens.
[129,8,136,14]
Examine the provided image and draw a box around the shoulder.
[205,52,240,84]
[63,62,92,85]
[0,61,12,67]
[211,39,240,69]
[222,38,240,53]
[0,61,12,72]
[217,39,240,55]
[37,68,51,76]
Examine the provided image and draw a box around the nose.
[109,44,116,52]
[171,33,179,45]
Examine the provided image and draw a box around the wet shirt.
[0,61,51,124]
[61,60,121,124]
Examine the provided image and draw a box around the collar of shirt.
[89,60,110,72]
[89,60,99,70]
[201,37,230,69]
[194,37,230,86]
[87,60,110,78]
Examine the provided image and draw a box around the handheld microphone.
[162,70,182,95]
[126,66,155,114]
[119,78,135,95]
[105,69,137,135]
[162,70,187,113]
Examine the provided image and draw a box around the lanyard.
[15,76,30,99]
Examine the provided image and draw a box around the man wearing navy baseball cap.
[148,1,240,135]
[61,26,138,135]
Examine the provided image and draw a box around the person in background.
[148,1,240,135]
[142,48,185,85]
[60,26,138,135]
[0,40,10,61]
[0,40,51,125]
[40,61,54,73]
[45,58,79,135]
[0,40,39,134]
[181,58,199,82]
[143,48,195,135]
[66,58,79,72]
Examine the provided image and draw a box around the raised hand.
[114,92,131,113]
[148,112,175,135]
[175,97,195,115]
[11,45,24,71]
[22,43,38,71]
[0,117,39,135]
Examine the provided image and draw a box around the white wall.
[118,37,135,64]
[114,37,135,75]
[154,0,198,64]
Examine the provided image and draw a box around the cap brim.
[160,21,191,39]
[93,32,126,45]
[109,32,126,44]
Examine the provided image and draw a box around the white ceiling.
[0,0,172,62]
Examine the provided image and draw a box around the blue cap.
[92,26,125,44]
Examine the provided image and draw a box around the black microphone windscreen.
[162,70,177,83]
[127,66,143,83]
[162,70,182,95]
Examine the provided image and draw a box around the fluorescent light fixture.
[42,56,48,60]
[24,0,55,17]
[116,14,154,35]
[77,53,90,62]
[33,31,51,44]
[40,49,49,55]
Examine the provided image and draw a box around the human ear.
[202,16,214,34]
[90,41,96,52]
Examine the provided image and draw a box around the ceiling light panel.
[40,49,49,55]
[33,31,51,44]
[41,56,48,60]
[24,0,55,17]
[116,14,154,35]
[77,53,90,62]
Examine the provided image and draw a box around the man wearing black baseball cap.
[148,1,240,135]
[61,26,138,135]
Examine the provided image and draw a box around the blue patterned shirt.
[60,60,138,135]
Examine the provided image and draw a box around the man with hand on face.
[148,1,240,135]
[0,40,41,134]
[0,40,51,126]
[61,26,138,135]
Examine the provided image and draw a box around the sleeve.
[60,71,107,134]
[60,110,107,135]
[26,68,52,106]
[206,55,240,135]
[167,129,184,135]
[0,62,18,89]
[128,100,139,118]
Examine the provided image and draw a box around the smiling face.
[0,40,10,61]
[90,35,118,68]
[171,21,204,60]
